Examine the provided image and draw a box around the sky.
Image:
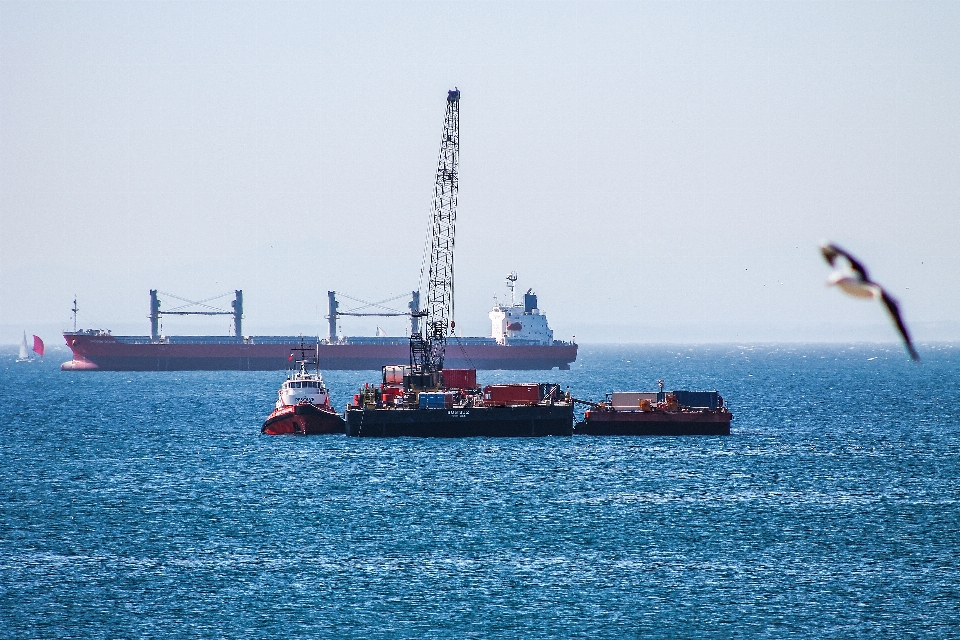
[1,0,958,347]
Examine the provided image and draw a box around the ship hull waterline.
[61,335,577,371]
[346,404,574,438]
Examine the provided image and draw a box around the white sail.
[18,332,30,361]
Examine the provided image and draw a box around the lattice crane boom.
[410,88,460,384]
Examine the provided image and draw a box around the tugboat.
[575,380,733,436]
[261,344,345,435]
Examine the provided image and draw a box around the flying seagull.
[820,242,919,361]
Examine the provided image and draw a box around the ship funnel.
[524,289,537,314]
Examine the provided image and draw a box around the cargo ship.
[63,89,576,374]
[345,368,573,438]
[575,383,733,436]
[60,287,577,372]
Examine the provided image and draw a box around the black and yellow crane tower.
[408,88,460,389]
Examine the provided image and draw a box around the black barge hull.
[346,405,573,438]
[576,411,732,436]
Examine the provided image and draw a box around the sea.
[2,343,958,638]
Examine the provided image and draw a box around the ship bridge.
[490,285,554,346]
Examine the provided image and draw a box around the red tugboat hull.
[261,404,346,435]
[576,409,732,436]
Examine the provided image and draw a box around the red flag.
[32,335,44,357]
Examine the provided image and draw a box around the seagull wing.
[823,243,871,282]
[879,289,920,361]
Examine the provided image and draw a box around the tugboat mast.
[409,88,460,389]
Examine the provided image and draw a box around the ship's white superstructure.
[276,351,331,409]
[489,274,554,346]
[277,373,330,409]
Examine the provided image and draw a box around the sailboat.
[16,332,44,362]
[17,332,32,362]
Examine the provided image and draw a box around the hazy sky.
[2,1,958,346]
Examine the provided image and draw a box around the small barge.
[575,383,732,436]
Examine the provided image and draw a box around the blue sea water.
[1,343,958,638]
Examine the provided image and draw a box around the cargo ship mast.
[148,290,243,340]
[409,88,460,388]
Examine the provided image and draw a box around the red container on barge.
[482,384,542,406]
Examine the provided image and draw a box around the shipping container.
[482,384,541,406]
[380,385,404,405]
[610,392,659,409]
[382,365,410,384]
[673,390,719,410]
[442,368,477,390]
[419,392,455,409]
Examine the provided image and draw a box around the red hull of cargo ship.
[61,333,577,371]
[261,403,345,435]
[576,409,732,436]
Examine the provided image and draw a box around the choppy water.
[2,344,958,638]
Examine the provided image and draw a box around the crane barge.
[345,89,574,437]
